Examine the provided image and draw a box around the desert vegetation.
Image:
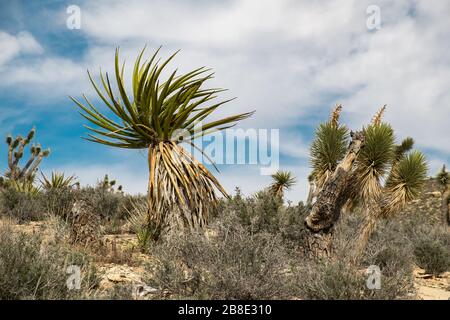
[0,47,448,300]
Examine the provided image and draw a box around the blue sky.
[0,0,449,202]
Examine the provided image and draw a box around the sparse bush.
[0,223,98,299]
[0,187,45,221]
[148,213,292,299]
[43,185,136,223]
[126,197,157,250]
[44,188,78,220]
[220,189,283,234]
[294,256,414,300]
[413,238,450,275]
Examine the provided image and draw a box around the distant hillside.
[402,178,445,223]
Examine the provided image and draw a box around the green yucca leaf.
[436,164,449,187]
[385,150,428,214]
[355,123,395,201]
[394,137,414,163]
[9,180,40,195]
[71,47,253,148]
[40,171,77,190]
[310,122,349,186]
[269,171,296,198]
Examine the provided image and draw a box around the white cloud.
[0,31,43,66]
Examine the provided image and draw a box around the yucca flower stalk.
[71,47,253,240]
[269,170,296,199]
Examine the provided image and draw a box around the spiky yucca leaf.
[436,165,449,187]
[393,137,414,163]
[9,180,40,195]
[40,171,77,190]
[384,151,428,215]
[310,108,348,187]
[70,47,253,148]
[355,123,395,201]
[269,171,296,198]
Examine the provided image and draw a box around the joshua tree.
[269,170,296,199]
[71,47,253,240]
[304,105,427,259]
[97,174,122,193]
[1,128,50,189]
[308,104,348,205]
[436,165,450,225]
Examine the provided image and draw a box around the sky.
[0,0,449,203]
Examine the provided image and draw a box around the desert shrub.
[0,223,98,299]
[95,238,137,266]
[105,283,135,300]
[148,213,293,299]
[125,197,158,250]
[0,187,45,221]
[75,187,126,220]
[294,256,414,300]
[42,185,138,224]
[278,202,309,251]
[402,215,450,275]
[413,237,450,275]
[43,188,78,220]
[219,189,283,233]
[295,259,368,299]
[414,239,449,275]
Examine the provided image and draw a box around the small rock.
[134,284,159,297]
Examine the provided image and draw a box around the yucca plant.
[2,128,50,187]
[351,107,427,260]
[354,122,395,202]
[436,165,450,225]
[436,165,449,187]
[305,105,427,259]
[71,47,253,240]
[309,104,349,196]
[40,171,77,190]
[8,179,41,196]
[269,171,296,199]
[98,174,122,193]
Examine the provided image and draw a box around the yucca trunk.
[306,180,316,209]
[442,187,450,226]
[147,142,226,240]
[304,131,365,259]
